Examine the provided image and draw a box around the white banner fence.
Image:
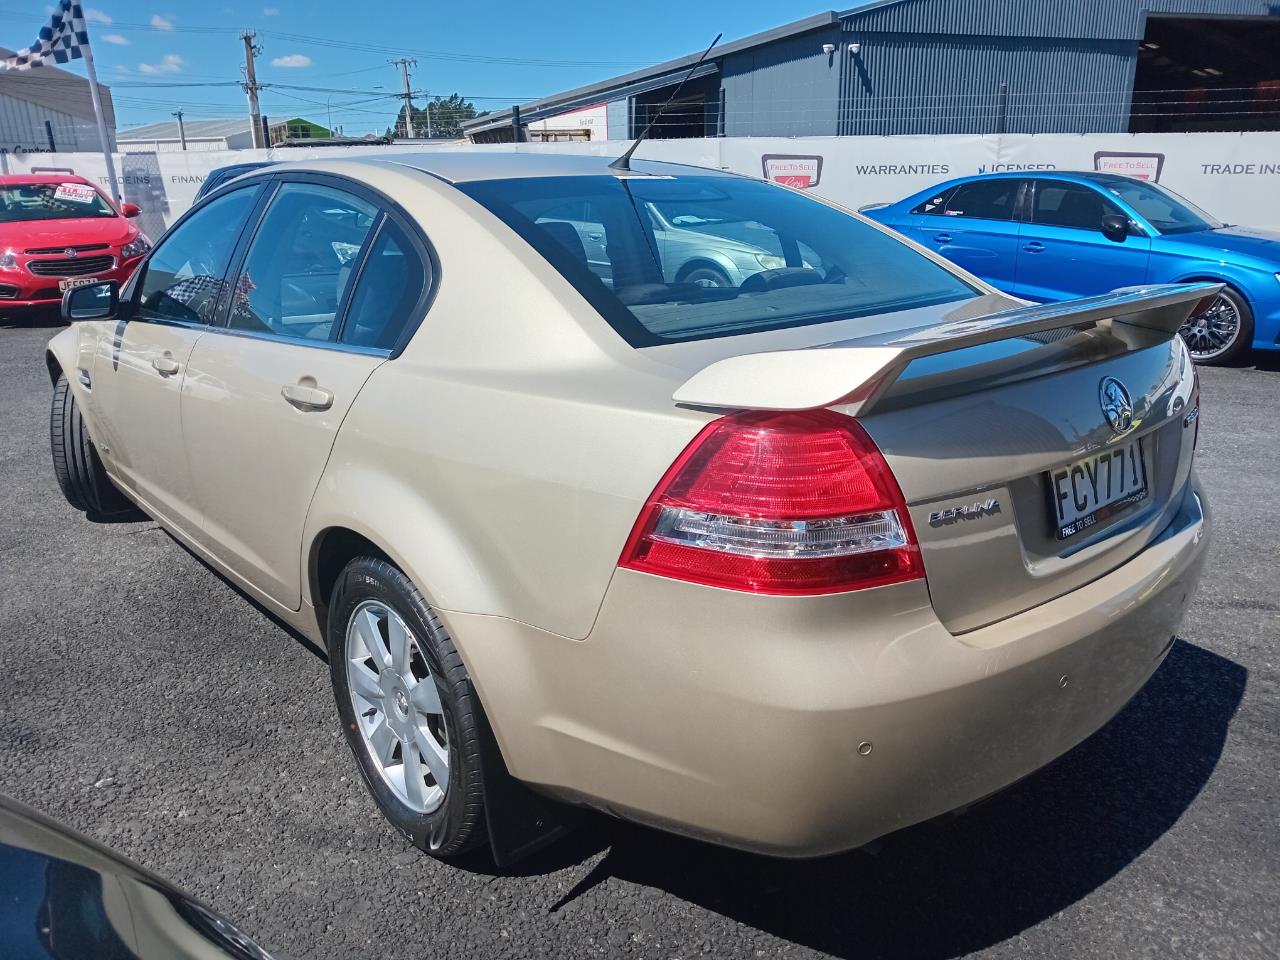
[4,131,1279,241]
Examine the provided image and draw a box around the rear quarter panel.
[300,162,712,641]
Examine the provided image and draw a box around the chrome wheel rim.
[1180,293,1240,361]
[345,600,449,814]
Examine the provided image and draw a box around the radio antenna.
[609,33,721,174]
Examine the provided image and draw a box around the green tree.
[391,93,478,139]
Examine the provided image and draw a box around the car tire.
[49,373,135,517]
[677,263,733,289]
[327,556,489,859]
[1179,286,1253,365]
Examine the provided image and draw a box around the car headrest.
[536,220,588,266]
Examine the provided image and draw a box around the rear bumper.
[0,257,142,308]
[450,476,1210,857]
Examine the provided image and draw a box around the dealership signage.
[5,131,1280,230]
[1094,151,1164,181]
[762,154,822,188]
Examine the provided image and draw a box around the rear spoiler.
[672,283,1220,415]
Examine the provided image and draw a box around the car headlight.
[0,250,16,269]
[754,253,787,271]
[120,235,151,258]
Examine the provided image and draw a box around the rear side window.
[911,186,957,215]
[135,186,259,325]
[227,183,377,343]
[459,175,977,346]
[942,180,1021,221]
[1032,181,1123,231]
[339,219,427,351]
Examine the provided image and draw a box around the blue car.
[863,171,1280,364]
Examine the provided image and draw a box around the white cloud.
[85,7,112,23]
[101,33,129,45]
[138,53,183,74]
[150,13,174,30]
[271,53,311,68]
[263,6,280,15]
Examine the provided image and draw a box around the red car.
[0,170,151,313]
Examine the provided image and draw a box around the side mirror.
[62,280,118,322]
[1100,214,1130,243]
[121,202,141,218]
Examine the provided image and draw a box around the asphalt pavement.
[1,315,1276,960]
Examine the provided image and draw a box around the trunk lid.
[671,284,1210,632]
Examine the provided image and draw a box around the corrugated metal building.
[464,0,1280,142]
[0,46,116,154]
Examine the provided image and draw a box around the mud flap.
[476,701,580,867]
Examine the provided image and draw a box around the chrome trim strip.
[200,324,393,358]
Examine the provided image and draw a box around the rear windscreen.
[458,175,978,346]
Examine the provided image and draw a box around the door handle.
[151,355,180,376]
[932,233,953,243]
[281,382,334,411]
[1022,241,1046,253]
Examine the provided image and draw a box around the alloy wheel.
[1179,292,1241,361]
[345,600,449,814]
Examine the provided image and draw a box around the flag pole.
[78,30,120,205]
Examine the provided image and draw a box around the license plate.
[59,276,99,292]
[1047,438,1148,540]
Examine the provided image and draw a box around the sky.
[0,1,816,134]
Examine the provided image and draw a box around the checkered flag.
[2,1,90,71]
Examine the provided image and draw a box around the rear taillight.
[619,410,924,595]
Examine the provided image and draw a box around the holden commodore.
[46,153,1211,863]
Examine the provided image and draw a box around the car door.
[1013,179,1153,302]
[88,184,263,534]
[180,178,429,610]
[909,179,1024,291]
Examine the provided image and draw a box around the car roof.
[342,151,737,184]
[951,170,1141,186]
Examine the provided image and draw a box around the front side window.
[134,186,260,325]
[0,182,117,222]
[1098,179,1221,235]
[227,183,377,343]
[339,219,427,351]
[460,175,978,346]
[1032,181,1123,231]
[942,180,1021,221]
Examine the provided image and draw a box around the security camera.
[822,43,836,55]
[848,42,861,54]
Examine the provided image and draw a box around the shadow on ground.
[500,639,1245,959]
[0,306,63,330]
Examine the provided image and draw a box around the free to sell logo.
[1093,151,1165,182]
[762,154,823,189]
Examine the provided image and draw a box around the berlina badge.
[928,498,1001,527]
[1099,377,1134,434]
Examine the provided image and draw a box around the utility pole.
[389,57,417,139]
[241,31,265,149]
[172,109,187,150]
